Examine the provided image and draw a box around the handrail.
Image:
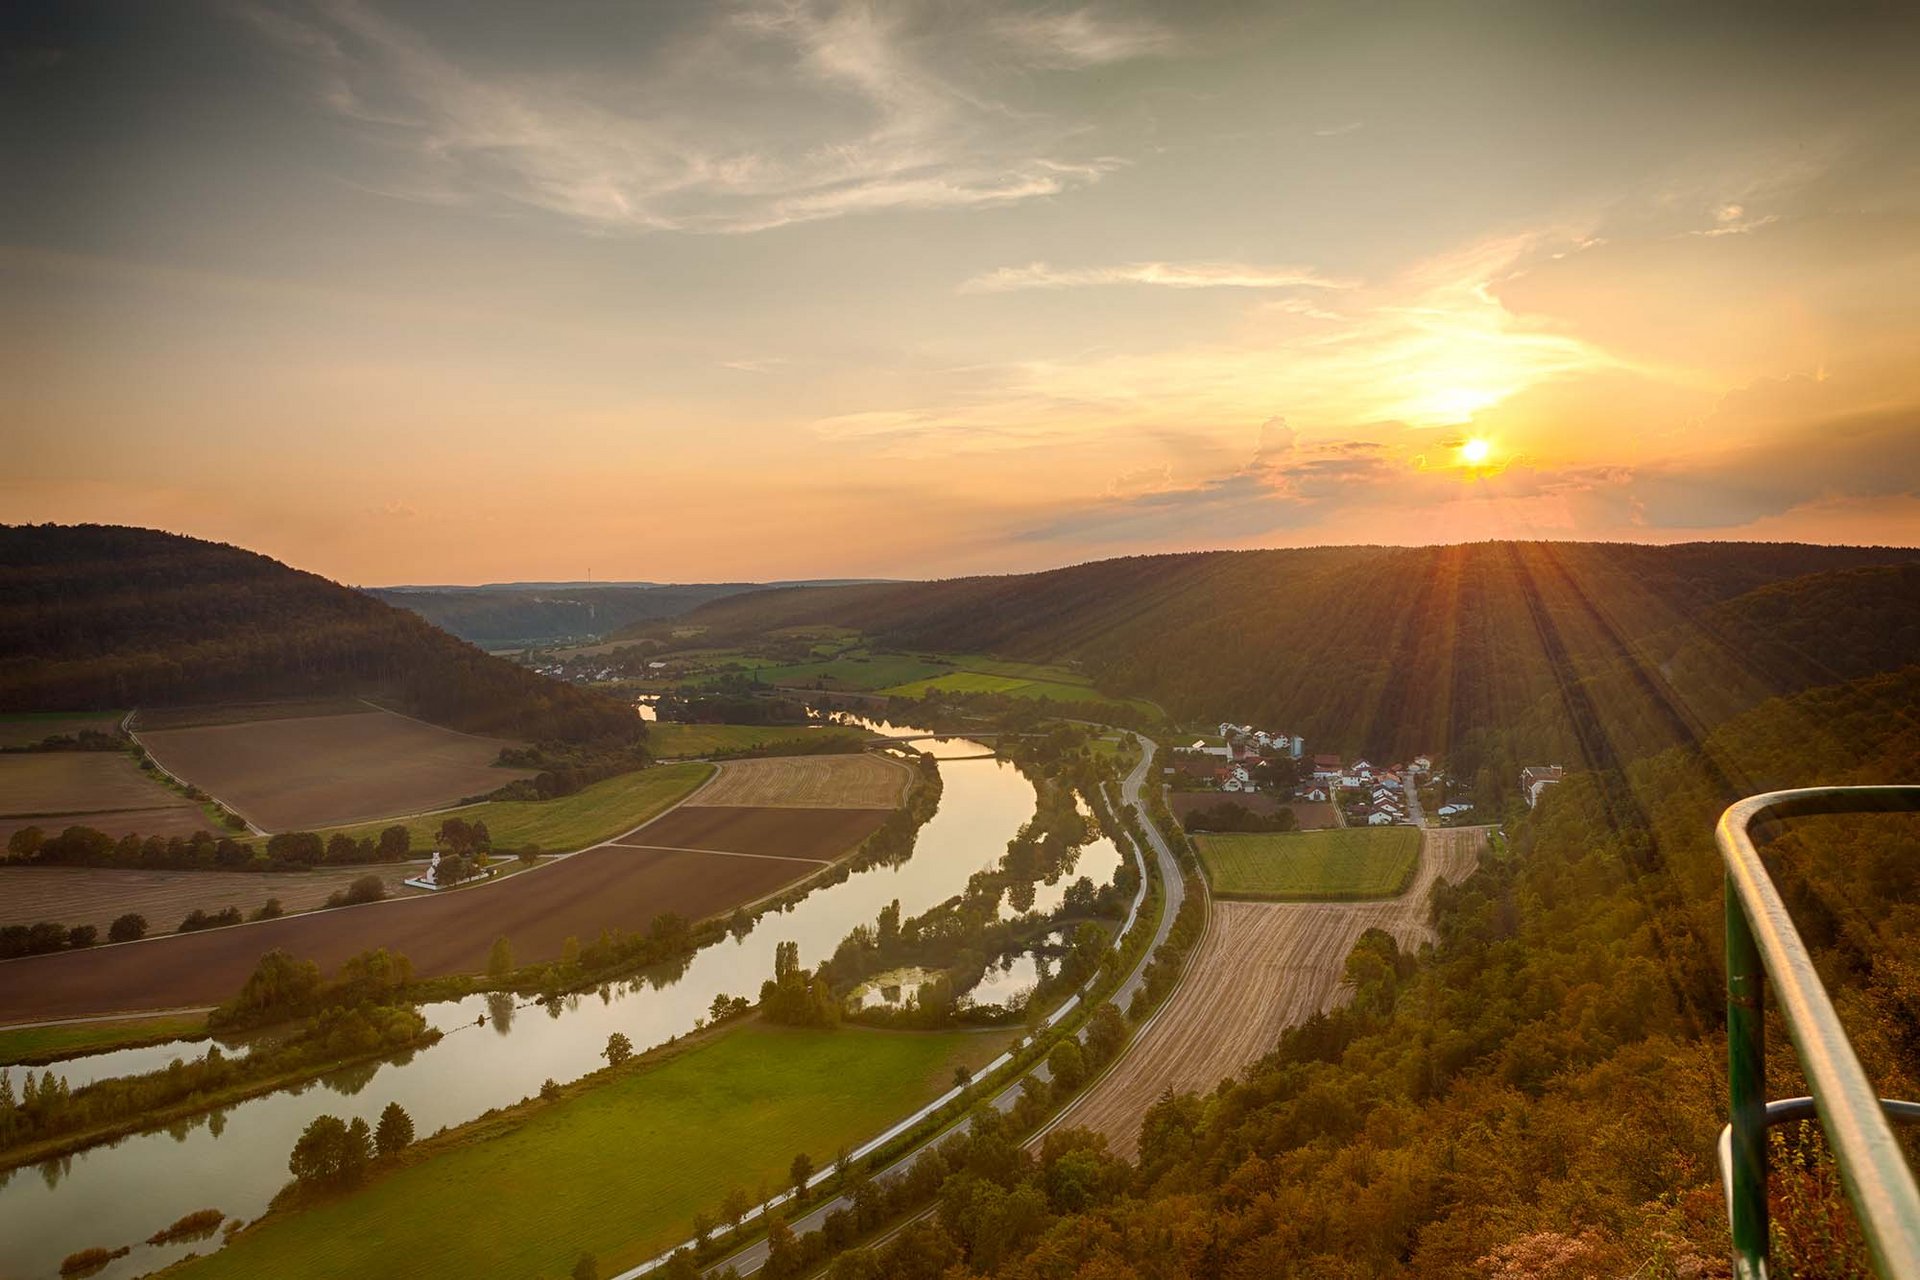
[1717,785,1920,1280]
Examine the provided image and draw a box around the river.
[0,725,1046,1280]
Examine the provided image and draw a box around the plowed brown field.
[136,708,533,832]
[0,864,423,933]
[0,786,900,1024]
[0,753,215,846]
[1061,825,1488,1158]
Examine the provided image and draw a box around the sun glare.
[1459,437,1493,467]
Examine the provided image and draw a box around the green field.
[319,763,712,853]
[0,1013,208,1066]
[175,1022,1013,1280]
[749,652,951,690]
[645,722,864,757]
[1196,827,1421,900]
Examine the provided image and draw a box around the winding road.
[673,734,1188,1279]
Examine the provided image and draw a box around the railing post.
[1727,872,1770,1278]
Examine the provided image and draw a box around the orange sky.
[3,3,1917,583]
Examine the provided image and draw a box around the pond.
[0,731,1037,1280]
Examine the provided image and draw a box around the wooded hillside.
[0,525,640,743]
[675,543,1920,785]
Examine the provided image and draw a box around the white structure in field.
[1520,765,1565,809]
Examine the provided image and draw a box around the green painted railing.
[1717,785,1920,1280]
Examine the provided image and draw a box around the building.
[1311,753,1343,781]
[1521,765,1565,809]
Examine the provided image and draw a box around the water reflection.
[0,738,1032,1280]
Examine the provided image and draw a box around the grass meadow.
[319,762,713,854]
[174,1022,1014,1280]
[1196,827,1421,900]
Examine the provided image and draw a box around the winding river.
[0,724,1061,1280]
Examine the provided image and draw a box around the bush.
[59,1246,129,1277]
[325,875,386,909]
[251,898,284,921]
[146,1209,225,1246]
[178,906,243,933]
[65,924,98,949]
[108,912,147,943]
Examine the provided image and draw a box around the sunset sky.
[4,2,1918,584]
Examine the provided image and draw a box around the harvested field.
[1062,826,1487,1158]
[0,846,803,1024]
[0,790,892,1023]
[612,805,891,862]
[0,864,421,934]
[0,754,214,845]
[136,707,533,832]
[1196,827,1420,900]
[685,752,909,809]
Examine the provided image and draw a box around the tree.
[1084,1002,1127,1068]
[571,1253,598,1280]
[65,925,98,949]
[603,1032,633,1067]
[374,1102,414,1157]
[340,1116,373,1183]
[952,1064,973,1090]
[790,1150,815,1199]
[107,913,147,943]
[560,936,581,970]
[517,844,540,867]
[1048,1039,1086,1093]
[721,1186,751,1231]
[8,826,44,859]
[377,825,410,860]
[283,1111,373,1187]
[487,935,514,978]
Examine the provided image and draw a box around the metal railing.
[1717,785,1920,1279]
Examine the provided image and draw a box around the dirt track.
[1062,825,1488,1158]
[0,806,890,1025]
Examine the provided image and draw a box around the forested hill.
[826,670,1920,1279]
[365,583,765,647]
[0,525,639,742]
[677,542,1920,780]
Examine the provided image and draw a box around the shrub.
[59,1246,129,1277]
[65,924,98,949]
[146,1209,225,1246]
[251,898,284,921]
[107,913,147,943]
[325,875,386,909]
[178,906,243,933]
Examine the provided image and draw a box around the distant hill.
[0,525,640,742]
[370,580,891,647]
[676,542,1920,781]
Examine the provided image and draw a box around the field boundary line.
[125,710,269,837]
[609,843,832,867]
[1033,872,1214,1147]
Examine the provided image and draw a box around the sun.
[1459,437,1493,467]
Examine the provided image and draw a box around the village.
[1168,721,1565,832]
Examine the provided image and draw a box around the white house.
[1411,755,1433,774]
[1366,811,1395,826]
[1437,802,1474,818]
[1521,765,1565,809]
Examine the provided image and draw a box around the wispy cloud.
[959,260,1357,294]
[991,6,1177,68]
[238,0,1162,234]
